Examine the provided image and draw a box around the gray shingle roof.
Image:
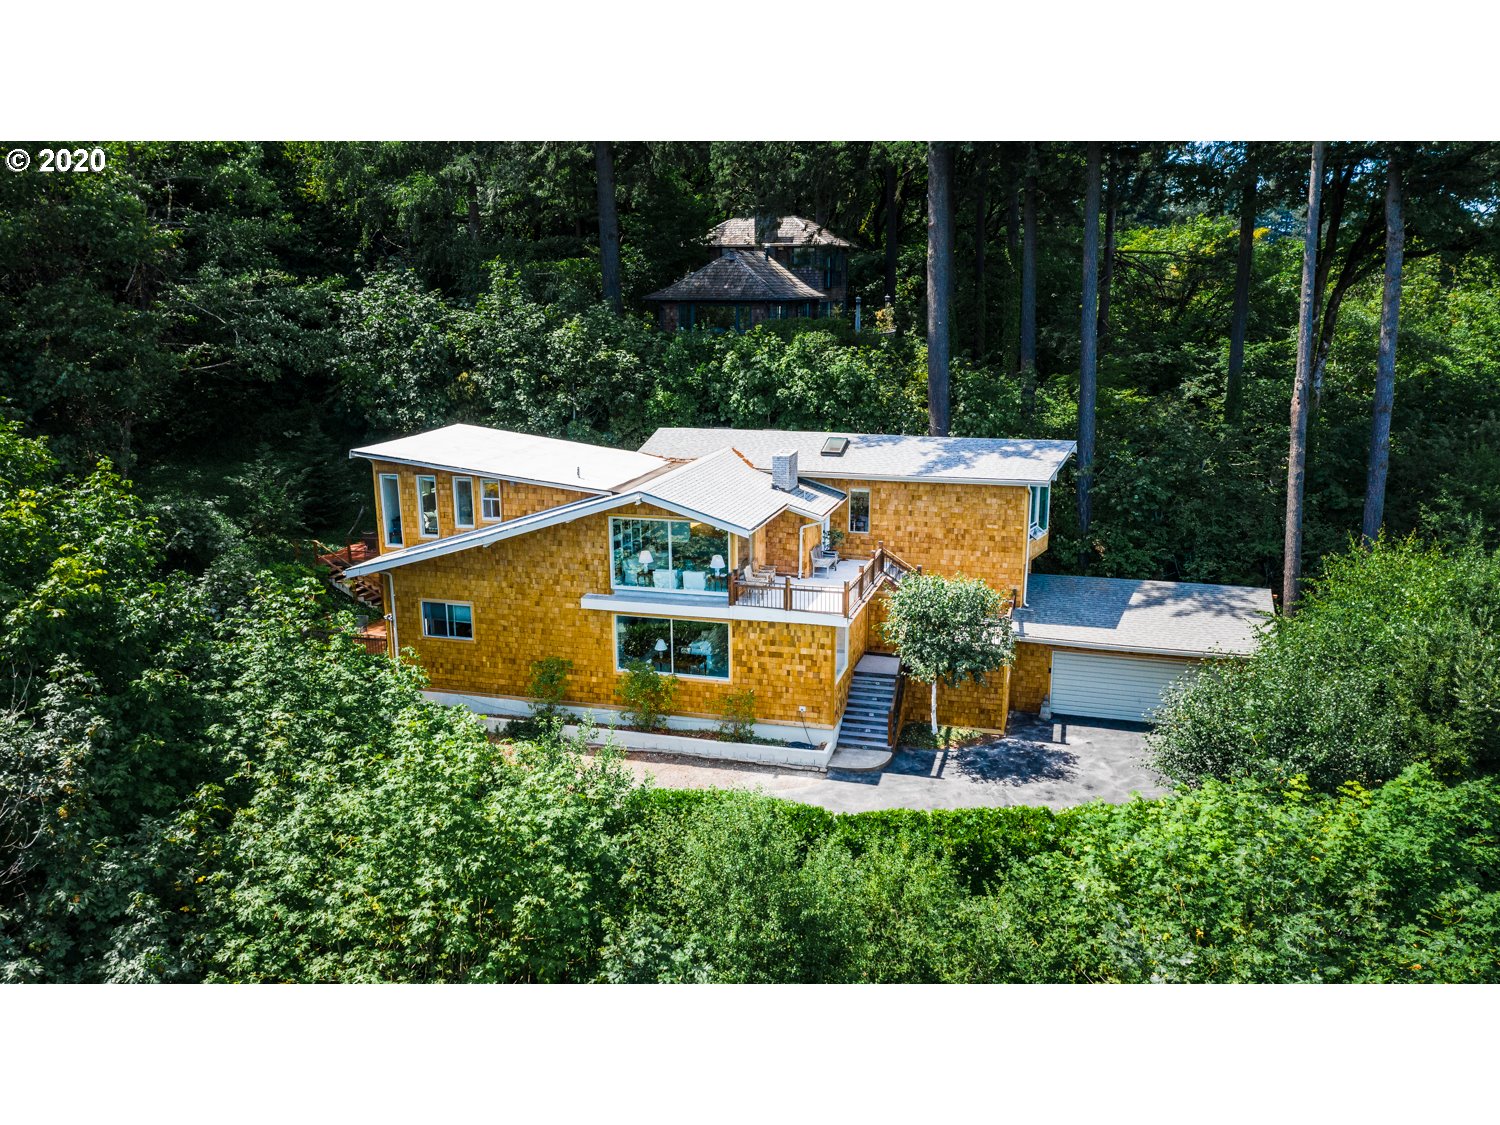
[646,448,845,528]
[640,428,1076,485]
[707,216,854,249]
[644,251,828,303]
[1013,575,1275,658]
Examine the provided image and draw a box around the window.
[615,615,729,680]
[610,517,729,594]
[421,600,473,640]
[1029,484,1050,536]
[379,474,403,547]
[417,475,439,538]
[848,489,871,534]
[835,626,849,679]
[480,479,502,522]
[453,477,475,528]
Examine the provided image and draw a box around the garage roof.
[1013,575,1274,658]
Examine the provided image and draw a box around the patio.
[731,555,890,616]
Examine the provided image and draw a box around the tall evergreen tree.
[1019,144,1039,418]
[1284,142,1327,614]
[1226,145,1258,422]
[1077,142,1101,548]
[1361,151,1406,543]
[594,142,622,314]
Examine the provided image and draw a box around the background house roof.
[350,423,668,493]
[706,216,854,249]
[644,251,828,303]
[1013,575,1275,658]
[640,428,1077,485]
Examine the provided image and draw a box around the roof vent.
[771,449,798,492]
[821,436,850,457]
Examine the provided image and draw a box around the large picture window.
[380,474,403,547]
[615,615,730,680]
[421,600,473,640]
[848,489,870,534]
[610,517,729,594]
[417,475,439,538]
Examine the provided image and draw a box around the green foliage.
[527,656,574,715]
[617,661,678,731]
[717,689,757,742]
[1149,538,1500,790]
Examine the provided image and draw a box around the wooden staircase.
[836,658,905,759]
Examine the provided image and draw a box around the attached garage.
[1011,575,1275,725]
[1047,650,1196,723]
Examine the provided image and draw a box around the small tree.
[528,656,573,717]
[880,573,1013,735]
[617,661,678,731]
[718,689,757,742]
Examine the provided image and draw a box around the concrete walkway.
[606,714,1170,813]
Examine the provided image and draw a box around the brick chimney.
[771,449,798,492]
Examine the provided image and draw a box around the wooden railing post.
[729,570,738,604]
[783,576,792,612]
[842,580,851,618]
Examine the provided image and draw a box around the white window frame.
[847,488,871,534]
[452,476,476,529]
[1029,484,1050,539]
[420,599,474,642]
[834,625,849,680]
[479,478,503,522]
[612,614,733,683]
[379,473,403,548]
[416,474,439,539]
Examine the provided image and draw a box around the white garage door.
[1049,650,1197,723]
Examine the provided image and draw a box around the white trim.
[612,613,733,683]
[479,478,503,522]
[847,487,870,533]
[581,592,852,627]
[804,469,1069,487]
[378,473,404,548]
[452,476,476,529]
[350,451,612,497]
[1014,634,1247,661]
[419,598,475,641]
[415,474,439,539]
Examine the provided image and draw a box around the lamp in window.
[637,549,654,583]
[653,637,668,667]
[709,553,726,577]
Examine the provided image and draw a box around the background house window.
[379,474,403,546]
[610,517,728,593]
[480,479,502,521]
[1030,484,1050,535]
[848,489,870,534]
[417,475,439,537]
[421,600,473,640]
[615,615,729,680]
[453,477,475,528]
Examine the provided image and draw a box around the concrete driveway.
[607,714,1170,814]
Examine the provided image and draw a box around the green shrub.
[1148,537,1500,791]
[527,655,573,715]
[617,660,677,731]
[717,689,757,742]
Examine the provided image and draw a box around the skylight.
[821,436,850,457]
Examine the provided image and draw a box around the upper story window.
[379,474,403,547]
[480,479,502,522]
[610,517,729,595]
[848,489,871,534]
[453,477,475,529]
[421,600,473,640]
[1030,484,1050,537]
[417,475,439,538]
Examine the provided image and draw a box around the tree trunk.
[1310,158,1354,412]
[1005,170,1021,377]
[1020,144,1039,418]
[884,160,899,305]
[1361,153,1405,544]
[1284,142,1326,616]
[931,679,939,737]
[593,142,622,314]
[1226,148,1257,422]
[466,180,480,244]
[1096,149,1118,348]
[1077,142,1101,552]
[927,142,954,437]
[974,151,988,359]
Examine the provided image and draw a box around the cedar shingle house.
[646,215,854,331]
